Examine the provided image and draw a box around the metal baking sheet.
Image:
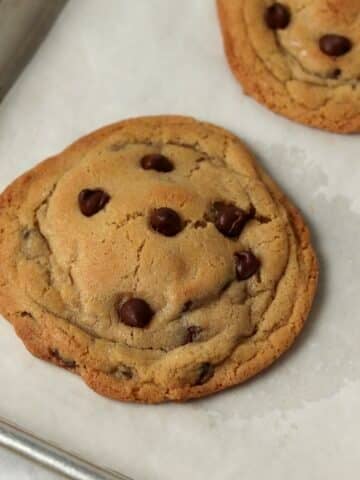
[0,0,67,101]
[0,1,359,479]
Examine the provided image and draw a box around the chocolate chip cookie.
[0,116,318,403]
[217,0,360,133]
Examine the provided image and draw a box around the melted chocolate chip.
[150,208,183,237]
[78,189,110,217]
[319,35,352,57]
[185,326,202,344]
[118,298,154,328]
[265,3,291,30]
[196,363,215,385]
[214,203,248,238]
[141,154,174,172]
[234,251,260,281]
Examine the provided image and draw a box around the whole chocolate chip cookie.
[217,0,360,133]
[0,116,318,403]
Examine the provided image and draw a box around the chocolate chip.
[319,35,352,57]
[248,204,256,219]
[330,68,342,79]
[265,3,291,30]
[141,154,174,172]
[182,301,193,312]
[235,251,260,281]
[196,363,215,385]
[214,203,248,238]
[185,326,202,344]
[118,298,154,328]
[150,208,183,237]
[49,349,76,369]
[78,189,110,217]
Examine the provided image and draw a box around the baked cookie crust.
[0,116,318,403]
[217,0,360,133]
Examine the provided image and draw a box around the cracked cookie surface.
[0,116,318,403]
[217,0,360,133]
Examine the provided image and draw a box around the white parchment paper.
[0,1,359,479]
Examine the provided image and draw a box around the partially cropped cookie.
[0,116,318,403]
[217,0,360,133]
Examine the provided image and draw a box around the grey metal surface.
[0,0,67,101]
[0,417,132,480]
